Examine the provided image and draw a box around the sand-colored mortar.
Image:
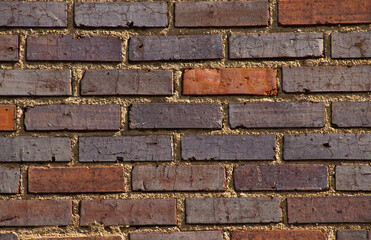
[0,0,370,239]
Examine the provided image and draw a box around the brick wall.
[0,0,370,239]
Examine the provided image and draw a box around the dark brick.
[0,233,18,240]
[129,103,222,129]
[332,32,371,58]
[181,135,275,161]
[337,230,368,240]
[332,102,371,127]
[131,231,224,240]
[0,105,16,131]
[336,165,371,191]
[35,238,121,240]
[232,230,327,240]
[0,35,18,61]
[128,35,223,61]
[0,168,20,194]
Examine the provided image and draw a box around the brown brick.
[25,105,120,131]
[336,165,371,191]
[131,231,224,240]
[229,102,324,128]
[232,230,327,240]
[0,70,71,96]
[35,238,121,240]
[332,32,371,58]
[186,197,281,224]
[0,35,18,61]
[80,199,176,226]
[287,197,371,223]
[174,1,268,27]
[27,36,121,62]
[0,105,16,131]
[332,102,371,127]
[0,233,18,240]
[28,166,124,193]
[0,168,20,194]
[183,68,277,95]
[0,200,72,226]
[129,103,222,129]
[337,230,368,240]
[132,165,226,191]
[81,70,173,96]
[234,164,328,191]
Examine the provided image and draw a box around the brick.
[75,2,167,28]
[35,238,121,240]
[174,1,268,27]
[283,134,371,160]
[332,32,371,58]
[128,35,223,61]
[0,35,18,61]
[234,164,328,191]
[229,33,323,59]
[336,165,371,191]
[0,200,72,226]
[282,66,371,93]
[28,166,124,193]
[0,105,16,131]
[80,199,176,226]
[27,36,121,62]
[287,197,371,223]
[186,197,281,224]
[229,102,324,128]
[0,233,18,240]
[79,135,173,162]
[232,230,327,240]
[0,70,71,96]
[0,137,71,162]
[278,0,371,25]
[0,1,67,27]
[181,135,275,161]
[0,168,20,194]
[337,230,368,240]
[183,68,277,95]
[129,103,222,129]
[132,165,226,191]
[25,105,120,131]
[81,70,173,96]
[131,231,224,240]
[332,102,371,127]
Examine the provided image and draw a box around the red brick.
[131,231,224,240]
[232,230,327,240]
[34,237,121,240]
[0,105,16,131]
[0,35,18,61]
[28,166,124,193]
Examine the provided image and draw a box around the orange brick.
[0,105,16,131]
[232,230,327,240]
[183,68,277,95]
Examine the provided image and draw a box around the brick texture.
[337,230,368,240]
[0,168,20,194]
[332,102,371,127]
[231,230,327,240]
[34,238,121,240]
[131,231,224,240]
[332,32,371,58]
[0,233,18,240]
[336,165,371,191]
[0,35,18,61]
[0,105,16,131]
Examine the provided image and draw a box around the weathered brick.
[27,36,121,62]
[181,135,275,161]
[25,105,120,131]
[186,197,281,224]
[337,230,368,240]
[128,35,223,61]
[0,168,20,194]
[332,102,371,127]
[28,166,124,193]
[278,0,371,25]
[131,231,224,240]
[132,165,226,191]
[79,135,173,162]
[35,238,121,240]
[287,197,371,223]
[0,137,71,162]
[0,35,18,61]
[81,70,173,96]
[229,102,324,128]
[336,165,371,191]
[75,2,167,28]
[282,66,371,93]
[183,68,277,95]
[0,105,16,131]
[0,200,72,226]
[232,230,327,240]
[332,32,371,58]
[0,233,18,240]
[283,134,371,160]
[80,199,176,226]
[0,1,67,27]
[234,164,328,191]
[229,33,323,59]
[129,103,222,129]
[0,70,71,96]
[174,1,268,27]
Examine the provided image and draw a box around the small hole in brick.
[52,156,56,161]
[8,47,14,51]
[116,157,123,161]
[323,143,330,148]
[138,44,143,49]
[5,109,8,111]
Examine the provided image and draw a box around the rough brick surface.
[332,32,371,58]
[0,168,20,194]
[229,102,324,128]
[234,164,328,191]
[287,197,371,223]
[337,230,368,240]
[131,231,224,240]
[181,135,275,161]
[27,36,122,62]
[128,35,223,61]
[25,105,120,131]
[283,134,371,160]
[35,238,121,240]
[174,1,268,27]
[0,70,71,96]
[229,33,323,59]
[129,103,222,129]
[0,200,72,226]
[0,137,71,162]
[231,230,327,240]
[132,165,226,191]
[0,233,18,240]
[28,166,124,193]
[282,66,371,92]
[80,199,176,226]
[0,105,16,131]
[336,165,371,191]
[183,68,277,95]
[0,35,18,61]
[79,135,173,162]
[186,197,281,224]
[81,70,173,96]
[332,102,371,127]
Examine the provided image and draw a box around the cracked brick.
[0,35,18,61]
[332,32,371,58]
[131,231,224,240]
[332,102,371,127]
[0,105,16,131]
[336,165,371,191]
[232,230,327,240]
[0,168,20,194]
